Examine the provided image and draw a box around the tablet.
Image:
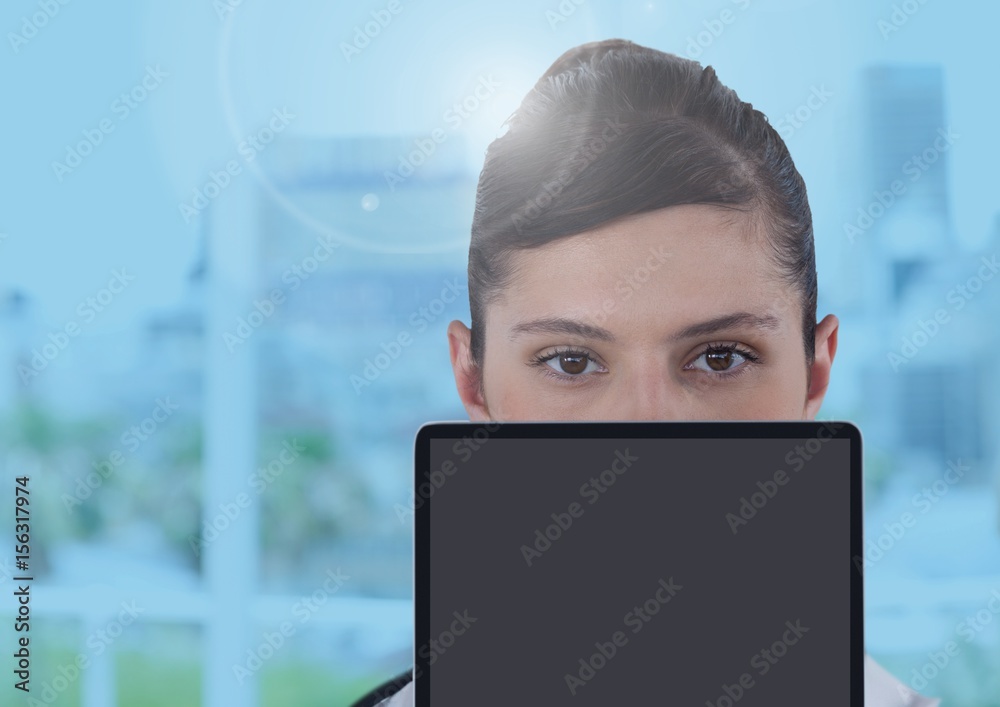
[413,421,863,706]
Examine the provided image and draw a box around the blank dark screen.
[424,435,853,705]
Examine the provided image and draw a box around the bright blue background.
[1,0,998,705]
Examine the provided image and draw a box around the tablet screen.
[415,422,862,706]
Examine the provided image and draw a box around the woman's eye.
[541,351,602,376]
[688,346,755,374]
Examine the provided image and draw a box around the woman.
[354,38,938,706]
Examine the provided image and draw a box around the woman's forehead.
[513,203,764,268]
[496,204,798,333]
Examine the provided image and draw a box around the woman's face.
[448,204,838,422]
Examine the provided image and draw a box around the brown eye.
[687,345,758,376]
[557,353,589,375]
[705,350,733,371]
[537,349,602,378]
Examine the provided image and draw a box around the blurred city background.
[1,0,998,705]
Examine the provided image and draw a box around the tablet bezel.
[413,420,863,705]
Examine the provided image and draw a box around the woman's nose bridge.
[617,361,684,420]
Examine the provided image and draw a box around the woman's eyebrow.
[508,317,616,342]
[668,312,781,342]
[508,312,781,343]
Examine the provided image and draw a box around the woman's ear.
[447,319,492,421]
[803,314,839,420]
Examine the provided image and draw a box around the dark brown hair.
[467,38,816,387]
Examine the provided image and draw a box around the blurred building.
[855,64,999,483]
